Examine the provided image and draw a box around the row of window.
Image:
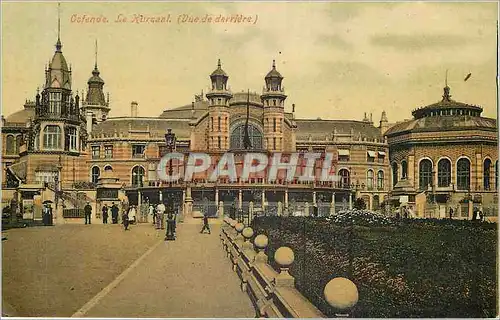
[4,135,23,155]
[91,165,143,186]
[424,109,480,117]
[338,168,385,190]
[92,145,114,159]
[32,125,78,151]
[393,158,498,191]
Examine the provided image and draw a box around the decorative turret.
[262,60,286,151]
[81,40,110,129]
[206,59,232,151]
[379,111,389,136]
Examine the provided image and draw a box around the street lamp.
[165,128,177,179]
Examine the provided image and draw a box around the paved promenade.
[79,222,255,318]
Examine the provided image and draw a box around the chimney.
[131,101,138,117]
[86,111,93,133]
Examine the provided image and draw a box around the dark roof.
[210,60,228,77]
[5,108,35,124]
[90,117,191,139]
[385,115,497,136]
[295,119,382,140]
[159,100,209,119]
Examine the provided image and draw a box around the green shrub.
[251,215,497,318]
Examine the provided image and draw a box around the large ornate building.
[2,21,496,222]
[386,84,498,219]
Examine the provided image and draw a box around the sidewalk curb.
[71,238,163,317]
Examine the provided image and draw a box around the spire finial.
[95,39,98,69]
[272,59,276,69]
[217,59,221,68]
[445,69,448,87]
[55,3,62,52]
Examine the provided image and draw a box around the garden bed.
[251,212,497,317]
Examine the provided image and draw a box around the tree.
[354,197,366,210]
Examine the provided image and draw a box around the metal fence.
[192,203,218,217]
[63,208,85,218]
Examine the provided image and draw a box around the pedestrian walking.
[111,202,119,224]
[102,204,109,224]
[200,211,211,234]
[449,207,454,220]
[165,213,176,241]
[84,202,92,225]
[128,205,137,225]
[156,203,166,229]
[122,210,130,231]
[149,203,155,225]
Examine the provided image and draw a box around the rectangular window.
[104,145,113,158]
[273,118,277,132]
[49,92,61,114]
[132,145,145,158]
[218,116,221,132]
[92,146,100,159]
[367,151,376,162]
[68,128,77,151]
[377,151,386,164]
[338,149,350,162]
[273,137,276,150]
[218,136,221,149]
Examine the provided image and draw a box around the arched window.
[456,158,470,190]
[132,166,145,187]
[401,160,408,179]
[43,125,61,150]
[338,169,350,188]
[484,159,491,190]
[392,162,398,187]
[104,165,113,172]
[230,123,263,150]
[373,195,380,210]
[15,135,23,153]
[437,159,451,187]
[367,169,374,190]
[419,159,433,190]
[377,170,384,190]
[5,135,15,154]
[91,166,100,184]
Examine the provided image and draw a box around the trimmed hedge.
[251,214,497,318]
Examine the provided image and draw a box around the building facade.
[385,85,498,219]
[3,24,496,222]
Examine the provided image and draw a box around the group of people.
[81,201,212,236]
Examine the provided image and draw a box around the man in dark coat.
[111,202,119,224]
[200,211,211,234]
[165,213,176,240]
[102,204,109,224]
[122,210,130,230]
[84,202,92,225]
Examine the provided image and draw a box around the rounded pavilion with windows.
[385,84,498,220]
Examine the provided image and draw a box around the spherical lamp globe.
[274,247,294,267]
[324,277,359,310]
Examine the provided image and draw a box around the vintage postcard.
[1,1,498,318]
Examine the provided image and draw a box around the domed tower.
[32,22,84,154]
[82,41,110,133]
[25,7,88,186]
[205,59,232,150]
[261,60,287,151]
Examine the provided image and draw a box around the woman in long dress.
[128,205,137,224]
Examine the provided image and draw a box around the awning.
[8,161,27,180]
[367,151,376,157]
[338,149,350,156]
[378,151,386,156]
